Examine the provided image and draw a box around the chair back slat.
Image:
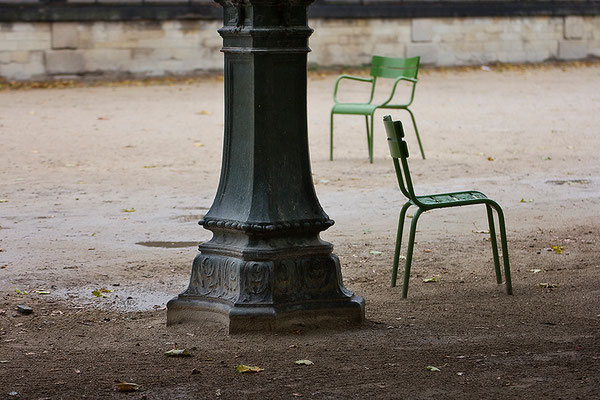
[371,56,420,79]
[383,116,417,201]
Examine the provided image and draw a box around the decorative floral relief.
[238,261,273,304]
[185,254,240,301]
[184,253,352,305]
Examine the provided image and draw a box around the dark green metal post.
[167,0,365,333]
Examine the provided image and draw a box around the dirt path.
[0,63,599,398]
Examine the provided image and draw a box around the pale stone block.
[83,48,132,71]
[497,50,529,63]
[45,50,85,74]
[452,40,484,53]
[52,23,79,49]
[484,19,504,34]
[589,40,600,57]
[431,19,454,35]
[349,34,370,46]
[121,26,165,42]
[131,48,154,60]
[435,50,459,67]
[558,40,588,59]
[406,43,438,64]
[338,35,350,45]
[10,51,30,63]
[0,31,51,51]
[0,51,45,80]
[372,43,404,58]
[11,22,50,33]
[201,37,223,50]
[0,50,29,64]
[482,41,502,53]
[592,16,600,38]
[412,19,433,42]
[499,32,519,41]
[564,16,584,40]
[0,52,10,64]
[523,40,558,59]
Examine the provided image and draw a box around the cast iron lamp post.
[167,0,365,332]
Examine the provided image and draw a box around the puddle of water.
[51,287,176,312]
[546,179,591,186]
[136,241,199,248]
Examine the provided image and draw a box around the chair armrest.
[333,75,375,104]
[378,76,418,107]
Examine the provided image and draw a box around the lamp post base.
[167,252,365,333]
[167,295,365,333]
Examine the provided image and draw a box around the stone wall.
[0,20,222,80]
[309,16,600,67]
[1,13,599,80]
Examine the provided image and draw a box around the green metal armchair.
[383,115,512,298]
[331,56,425,164]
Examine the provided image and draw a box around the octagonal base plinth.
[166,295,365,333]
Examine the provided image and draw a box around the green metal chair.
[382,115,512,298]
[330,56,425,164]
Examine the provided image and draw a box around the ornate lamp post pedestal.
[167,0,365,333]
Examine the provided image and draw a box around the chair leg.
[369,113,375,164]
[486,205,502,284]
[391,201,412,287]
[364,116,373,163]
[402,208,423,299]
[489,202,513,295]
[406,108,425,160]
[495,206,513,295]
[330,111,334,161]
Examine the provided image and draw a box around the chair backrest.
[383,115,418,202]
[370,56,420,80]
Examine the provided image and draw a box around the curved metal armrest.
[378,76,418,107]
[333,75,375,104]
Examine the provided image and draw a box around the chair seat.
[332,103,379,115]
[416,190,488,207]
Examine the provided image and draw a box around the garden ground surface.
[0,62,599,399]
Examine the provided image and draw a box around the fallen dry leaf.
[551,245,563,254]
[235,364,264,373]
[114,382,141,392]
[294,359,314,366]
[538,282,560,289]
[165,349,192,357]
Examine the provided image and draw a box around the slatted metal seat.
[383,115,513,298]
[417,191,488,207]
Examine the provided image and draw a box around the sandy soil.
[0,63,599,399]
